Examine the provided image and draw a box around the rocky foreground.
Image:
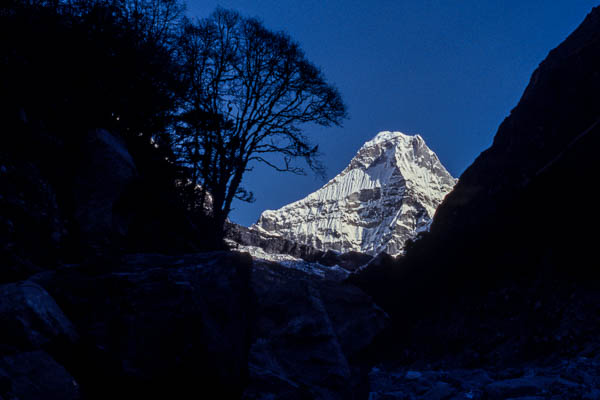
[369,356,600,400]
[0,104,387,399]
[0,252,387,399]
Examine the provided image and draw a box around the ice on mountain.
[253,131,456,256]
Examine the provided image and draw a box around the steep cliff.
[254,131,455,256]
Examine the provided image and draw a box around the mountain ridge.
[252,131,456,256]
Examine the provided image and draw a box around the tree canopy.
[2,1,347,246]
[1,0,184,142]
[174,8,347,236]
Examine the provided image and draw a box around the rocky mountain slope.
[253,131,456,256]
[353,5,600,309]
[226,221,374,274]
[351,5,600,398]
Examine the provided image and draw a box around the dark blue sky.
[187,0,598,226]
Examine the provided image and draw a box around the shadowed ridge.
[350,6,600,366]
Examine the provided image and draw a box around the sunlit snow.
[253,131,456,256]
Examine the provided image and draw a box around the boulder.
[32,251,252,399]
[0,153,63,282]
[72,128,137,248]
[0,351,80,400]
[422,381,456,400]
[484,377,553,400]
[0,281,77,351]
[367,360,595,400]
[246,261,388,399]
[317,250,373,272]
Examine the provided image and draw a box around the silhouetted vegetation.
[1,0,181,141]
[1,1,184,262]
[349,6,600,366]
[1,0,346,248]
[173,8,347,239]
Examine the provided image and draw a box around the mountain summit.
[253,131,456,256]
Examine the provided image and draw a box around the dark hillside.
[352,5,600,366]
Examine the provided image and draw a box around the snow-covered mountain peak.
[365,130,419,146]
[254,131,456,256]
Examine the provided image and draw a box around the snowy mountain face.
[253,131,456,256]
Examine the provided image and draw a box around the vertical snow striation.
[253,131,456,256]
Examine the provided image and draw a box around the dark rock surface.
[0,149,64,282]
[430,6,600,242]
[0,351,80,400]
[319,250,374,272]
[368,354,600,400]
[0,250,387,400]
[227,222,373,271]
[244,261,388,400]
[227,222,327,261]
[0,281,78,351]
[72,128,137,249]
[31,251,253,399]
[1,107,210,278]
